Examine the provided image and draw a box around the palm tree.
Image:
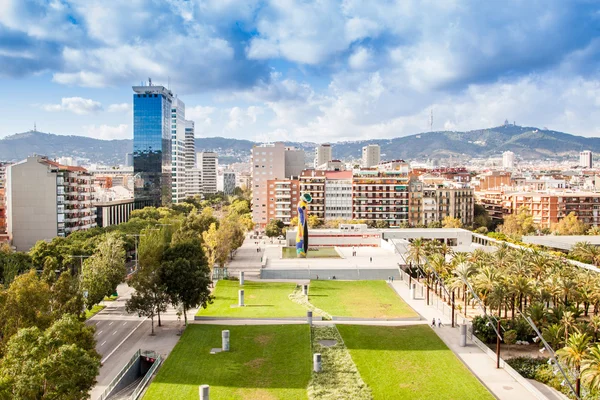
[407,238,426,274]
[557,332,591,397]
[589,316,600,342]
[474,265,499,314]
[571,241,600,266]
[561,310,577,342]
[582,344,600,393]
[512,275,533,312]
[542,323,564,350]
[588,226,600,236]
[453,261,476,314]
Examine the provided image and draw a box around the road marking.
[109,321,114,326]
[98,330,103,335]
[123,322,128,326]
[101,317,147,364]
[101,341,107,346]
[112,331,117,335]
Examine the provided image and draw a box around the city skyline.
[1,2,600,143]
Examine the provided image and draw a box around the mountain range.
[0,124,598,165]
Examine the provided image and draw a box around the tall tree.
[499,206,536,239]
[265,219,285,238]
[557,332,591,397]
[442,216,463,228]
[160,240,213,325]
[554,212,588,235]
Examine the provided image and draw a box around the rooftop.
[523,235,600,251]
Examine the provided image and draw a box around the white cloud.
[226,106,264,130]
[82,124,129,140]
[107,103,131,113]
[348,47,373,70]
[42,97,103,115]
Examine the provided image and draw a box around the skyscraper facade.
[171,97,187,203]
[184,120,196,196]
[133,83,173,207]
[502,151,515,169]
[362,144,381,167]
[314,144,332,168]
[198,152,217,194]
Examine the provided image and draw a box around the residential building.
[502,151,515,169]
[223,171,236,195]
[132,82,173,207]
[475,171,512,190]
[377,160,409,173]
[266,179,300,226]
[96,199,135,227]
[299,170,326,219]
[198,152,217,194]
[251,142,305,227]
[316,160,345,171]
[314,144,332,168]
[125,153,133,167]
[184,120,195,197]
[362,144,380,168]
[324,171,353,220]
[187,168,202,197]
[474,190,505,222]
[352,169,409,227]
[0,188,6,240]
[88,166,134,190]
[6,156,96,251]
[580,150,593,169]
[171,97,187,203]
[237,172,252,191]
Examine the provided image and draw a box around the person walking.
[431,318,436,328]
[370,257,373,263]
[391,276,394,282]
[437,318,443,328]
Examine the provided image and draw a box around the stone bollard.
[307,310,313,325]
[239,271,244,285]
[239,289,245,307]
[302,284,308,295]
[199,384,209,400]
[459,324,467,347]
[222,330,230,352]
[313,353,322,372]
[410,283,416,300]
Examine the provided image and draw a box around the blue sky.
[1,0,600,142]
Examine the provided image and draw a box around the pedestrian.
[370,257,372,263]
[316,275,319,280]
[431,318,436,328]
[391,276,394,282]
[437,318,443,328]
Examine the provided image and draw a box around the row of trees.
[407,239,600,398]
[498,206,597,239]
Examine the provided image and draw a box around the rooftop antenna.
[430,108,434,132]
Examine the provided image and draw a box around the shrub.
[506,356,548,379]
[472,315,503,344]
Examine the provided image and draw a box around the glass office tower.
[132,83,173,207]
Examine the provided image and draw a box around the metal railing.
[98,349,141,400]
[130,354,162,400]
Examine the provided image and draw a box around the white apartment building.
[7,156,97,251]
[314,144,332,168]
[198,152,217,194]
[187,168,202,196]
[362,144,380,168]
[251,142,305,227]
[171,98,187,203]
[324,171,353,220]
[502,151,515,169]
[184,120,195,197]
[580,150,593,169]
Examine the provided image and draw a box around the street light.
[69,254,92,278]
[126,234,146,271]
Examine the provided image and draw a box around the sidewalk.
[390,280,542,400]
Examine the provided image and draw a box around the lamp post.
[126,234,145,271]
[69,254,92,278]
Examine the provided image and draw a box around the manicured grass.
[308,280,418,319]
[144,324,311,400]
[337,325,495,400]
[196,280,307,318]
[282,246,340,259]
[85,304,105,320]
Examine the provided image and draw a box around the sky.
[1,0,600,143]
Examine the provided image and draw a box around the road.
[88,283,196,400]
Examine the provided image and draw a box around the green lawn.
[337,325,494,400]
[282,246,340,259]
[85,304,105,320]
[196,280,307,318]
[308,280,418,319]
[144,324,311,400]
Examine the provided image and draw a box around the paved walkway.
[389,280,542,400]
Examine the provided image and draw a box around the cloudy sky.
[1,0,600,142]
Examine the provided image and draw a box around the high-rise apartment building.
[580,150,593,169]
[362,144,380,168]
[0,163,8,239]
[6,156,96,251]
[223,171,236,195]
[187,168,202,197]
[352,170,409,226]
[502,151,515,169]
[125,153,134,167]
[251,142,306,227]
[266,179,300,226]
[198,152,217,194]
[184,120,196,198]
[133,82,173,207]
[314,144,332,168]
[171,98,187,203]
[409,181,474,227]
[324,171,353,220]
